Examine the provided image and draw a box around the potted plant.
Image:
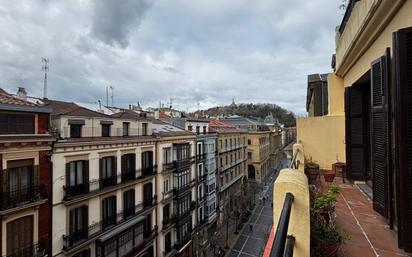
[310,186,347,257]
[305,157,320,184]
[322,170,336,183]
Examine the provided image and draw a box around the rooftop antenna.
[110,86,114,106]
[41,58,49,99]
[106,86,109,106]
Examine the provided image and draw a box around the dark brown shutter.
[345,86,367,180]
[83,161,89,192]
[69,209,74,233]
[82,205,88,231]
[393,27,412,252]
[112,156,117,178]
[121,155,126,174]
[65,163,70,188]
[370,49,390,218]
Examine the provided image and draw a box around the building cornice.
[335,0,405,77]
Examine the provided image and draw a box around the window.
[118,230,133,257]
[134,223,144,246]
[225,139,228,148]
[104,240,116,257]
[122,122,129,136]
[188,125,192,131]
[70,124,82,138]
[198,163,203,177]
[67,160,87,189]
[164,178,169,193]
[6,215,33,256]
[165,232,172,253]
[101,124,111,137]
[6,159,34,199]
[178,194,191,216]
[197,143,202,156]
[175,144,190,161]
[141,151,153,176]
[248,139,251,145]
[163,204,170,221]
[164,148,171,164]
[203,126,207,134]
[100,156,116,187]
[0,113,34,135]
[196,126,200,134]
[248,152,252,160]
[143,183,153,208]
[142,123,148,136]
[69,206,88,243]
[123,189,135,219]
[173,170,190,189]
[102,196,116,229]
[177,219,191,243]
[121,154,135,181]
[230,139,232,147]
[72,249,90,257]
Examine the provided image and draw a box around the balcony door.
[6,159,35,204]
[7,215,33,257]
[143,183,153,208]
[141,151,153,176]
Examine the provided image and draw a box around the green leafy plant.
[310,185,347,257]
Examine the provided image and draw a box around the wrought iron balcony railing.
[63,166,157,201]
[0,184,47,211]
[2,240,47,257]
[63,200,156,251]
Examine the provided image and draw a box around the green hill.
[195,103,296,127]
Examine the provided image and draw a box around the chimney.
[16,87,27,100]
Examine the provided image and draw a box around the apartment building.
[296,0,412,252]
[153,122,196,257]
[209,121,247,220]
[246,132,271,182]
[0,89,55,257]
[46,100,157,257]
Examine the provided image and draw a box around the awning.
[97,215,145,243]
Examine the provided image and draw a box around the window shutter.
[112,156,117,176]
[393,27,412,252]
[370,49,390,218]
[65,163,70,188]
[83,161,89,192]
[121,155,126,174]
[69,209,74,233]
[82,206,88,232]
[345,86,367,180]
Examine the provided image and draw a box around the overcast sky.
[0,0,343,114]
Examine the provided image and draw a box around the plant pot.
[305,165,320,184]
[323,171,336,183]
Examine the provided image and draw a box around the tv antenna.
[42,58,49,99]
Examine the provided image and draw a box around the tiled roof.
[0,88,37,107]
[43,99,110,118]
[209,120,239,132]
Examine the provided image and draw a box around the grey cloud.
[91,0,151,48]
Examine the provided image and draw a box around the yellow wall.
[297,115,345,170]
[327,74,344,116]
[337,0,412,86]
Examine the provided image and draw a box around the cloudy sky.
[0,0,343,114]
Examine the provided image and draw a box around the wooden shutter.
[112,157,117,176]
[393,27,412,252]
[83,161,89,192]
[82,206,88,232]
[345,86,367,180]
[370,49,391,218]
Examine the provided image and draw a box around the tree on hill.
[194,103,296,127]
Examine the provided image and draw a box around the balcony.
[263,144,408,257]
[63,202,154,251]
[0,184,47,212]
[197,174,207,183]
[162,215,177,231]
[63,167,156,201]
[61,126,148,139]
[174,235,192,252]
[2,240,48,257]
[162,190,175,202]
[173,184,191,197]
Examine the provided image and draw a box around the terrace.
[262,144,409,257]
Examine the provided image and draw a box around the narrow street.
[226,154,288,257]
